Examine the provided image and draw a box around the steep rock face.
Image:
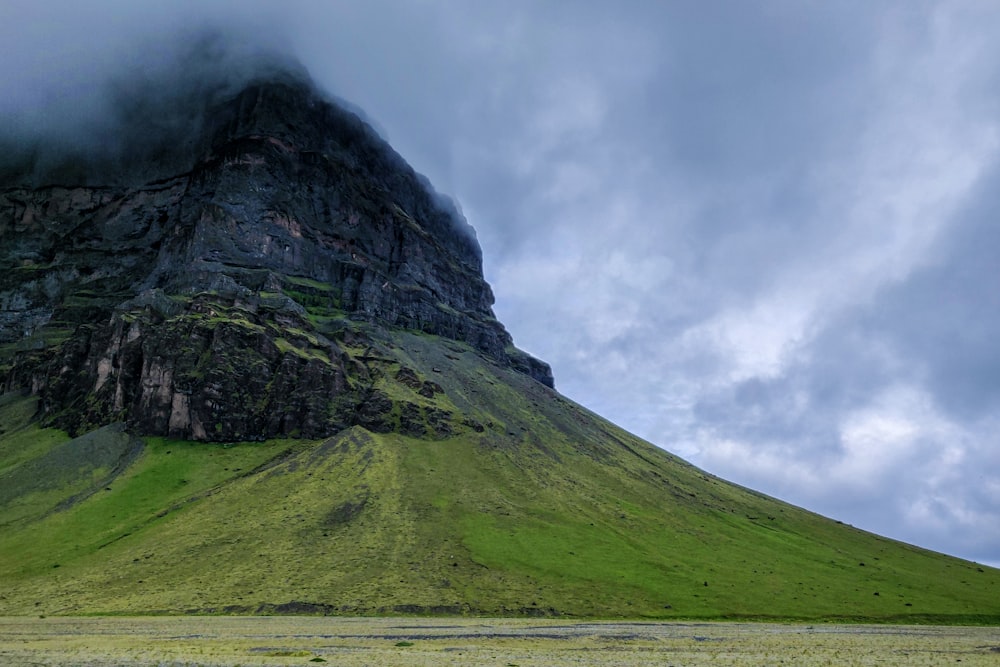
[1,74,552,440]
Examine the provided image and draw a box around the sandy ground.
[1,616,999,666]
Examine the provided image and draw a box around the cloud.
[467,1,1000,564]
[0,4,301,185]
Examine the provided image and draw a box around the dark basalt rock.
[1,70,552,440]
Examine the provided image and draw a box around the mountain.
[1,65,998,620]
[1,70,550,443]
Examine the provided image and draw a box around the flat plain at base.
[1,617,999,667]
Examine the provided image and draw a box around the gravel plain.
[1,616,999,666]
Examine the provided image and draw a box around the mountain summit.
[1,65,998,620]
[2,71,551,442]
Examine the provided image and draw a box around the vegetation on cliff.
[1,329,998,620]
[1,67,997,621]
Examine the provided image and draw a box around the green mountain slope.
[1,328,998,621]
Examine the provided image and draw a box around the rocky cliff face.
[1,72,552,440]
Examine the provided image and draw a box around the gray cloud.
[0,14,301,184]
[4,1,1000,566]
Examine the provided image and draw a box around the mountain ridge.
[1,71,551,442]
[1,63,998,621]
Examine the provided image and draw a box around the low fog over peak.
[4,1,1000,567]
[0,29,304,184]
[0,16,480,242]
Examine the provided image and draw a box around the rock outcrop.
[1,70,552,440]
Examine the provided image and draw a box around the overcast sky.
[3,1,1000,567]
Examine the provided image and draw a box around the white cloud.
[835,386,950,489]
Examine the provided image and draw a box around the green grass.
[0,331,998,621]
[0,427,293,612]
[284,275,336,291]
[274,336,331,363]
[0,395,63,475]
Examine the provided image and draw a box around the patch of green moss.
[284,275,335,291]
[435,302,461,317]
[283,288,329,310]
[274,337,330,363]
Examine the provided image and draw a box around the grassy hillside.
[1,330,998,621]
